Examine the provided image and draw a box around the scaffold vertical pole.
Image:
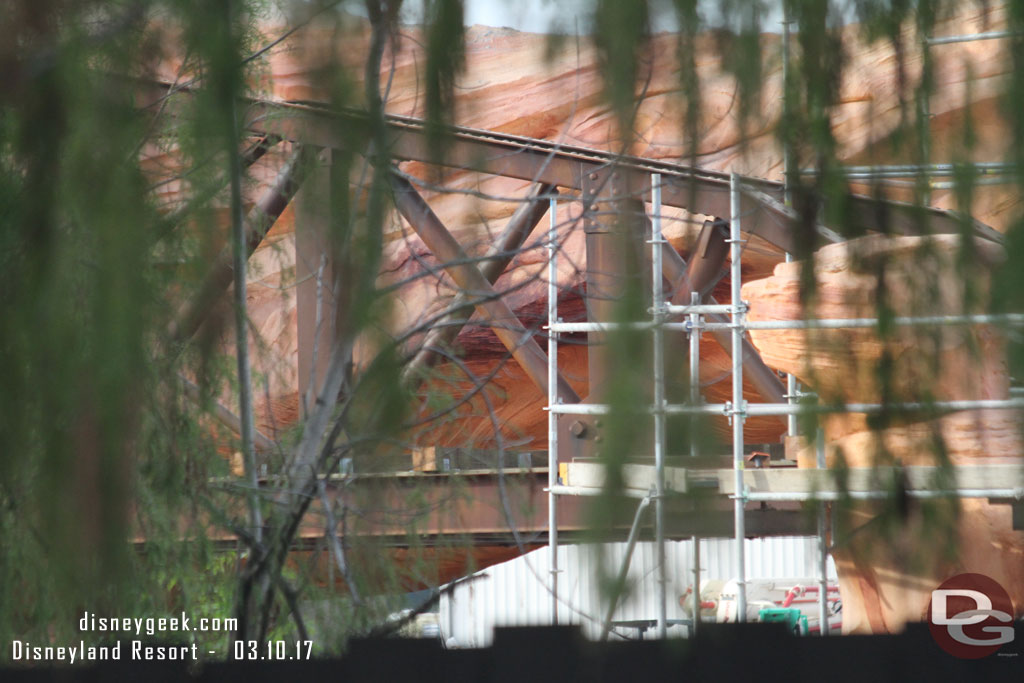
[547,195,559,625]
[816,426,830,635]
[689,291,701,457]
[782,6,800,440]
[784,255,799,437]
[920,31,932,207]
[782,8,793,210]
[730,172,748,622]
[692,536,701,637]
[651,173,668,639]
[688,290,701,637]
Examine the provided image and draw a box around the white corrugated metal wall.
[439,537,837,646]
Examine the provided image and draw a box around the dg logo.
[927,573,1015,659]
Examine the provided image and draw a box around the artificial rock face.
[147,5,1024,603]
[742,234,1008,405]
[743,234,1024,632]
[150,4,1020,451]
[782,409,1024,634]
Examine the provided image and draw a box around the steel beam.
[660,232,787,405]
[169,145,309,345]
[700,308,787,404]
[557,173,650,457]
[234,96,1001,248]
[401,183,557,388]
[670,218,729,307]
[185,468,820,554]
[178,374,277,452]
[299,469,816,540]
[581,172,649,399]
[155,134,282,244]
[321,102,840,252]
[136,82,1002,248]
[389,172,580,404]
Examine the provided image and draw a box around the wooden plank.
[411,446,438,472]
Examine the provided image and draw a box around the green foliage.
[2,0,1020,658]
[671,0,702,167]
[714,0,767,146]
[2,0,167,620]
[424,0,466,162]
[592,0,652,129]
[0,0,288,656]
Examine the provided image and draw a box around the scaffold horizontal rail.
[558,462,1024,501]
[926,30,1017,45]
[549,398,1024,417]
[745,488,1024,502]
[547,321,657,333]
[729,313,1024,330]
[664,303,735,316]
[548,313,1024,335]
[802,162,1017,177]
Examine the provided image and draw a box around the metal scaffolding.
[546,168,1024,636]
[476,13,1023,639]
[547,196,560,625]
[140,7,1024,641]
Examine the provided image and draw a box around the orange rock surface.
[145,3,1021,452]
[744,232,1024,632]
[145,5,1024,629]
[794,410,1024,632]
[742,234,1008,404]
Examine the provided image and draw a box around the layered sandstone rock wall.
[141,3,1024,631]
[742,234,1008,406]
[145,2,1016,449]
[741,233,1024,631]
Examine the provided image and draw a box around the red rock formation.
[145,3,1022,451]
[144,5,1024,621]
[798,411,1024,632]
[743,234,1024,632]
[742,234,1008,405]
